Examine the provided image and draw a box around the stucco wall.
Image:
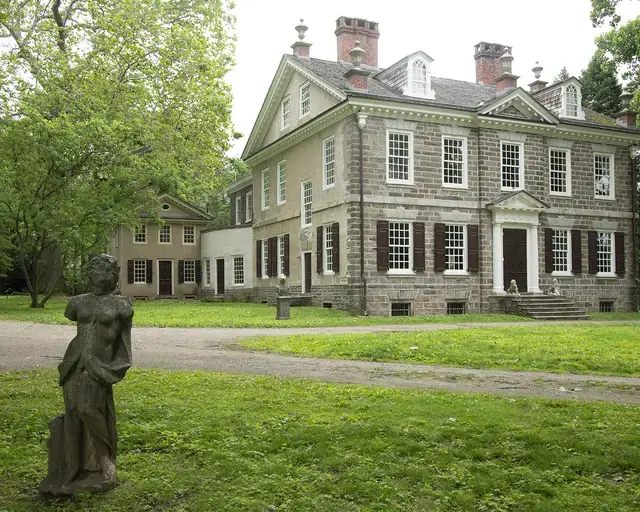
[201,226,253,294]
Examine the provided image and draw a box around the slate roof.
[289,55,634,132]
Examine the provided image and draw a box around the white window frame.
[323,136,336,189]
[442,136,468,189]
[183,259,196,284]
[245,191,253,222]
[594,153,615,200]
[262,239,269,279]
[133,224,147,244]
[232,256,245,286]
[411,59,428,97]
[387,221,413,276]
[183,225,196,245]
[551,229,573,276]
[323,225,334,275]
[278,235,286,277]
[301,180,312,228]
[386,129,414,185]
[549,147,572,197]
[443,224,468,276]
[203,258,211,287]
[277,160,286,205]
[235,196,242,225]
[500,141,524,192]
[133,259,147,284]
[596,231,616,277]
[261,168,270,210]
[299,82,311,118]
[281,95,291,130]
[159,225,172,244]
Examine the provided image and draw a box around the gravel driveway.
[1,321,639,404]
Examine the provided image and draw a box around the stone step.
[529,314,591,321]
[526,310,587,317]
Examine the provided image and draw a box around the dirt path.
[1,321,639,404]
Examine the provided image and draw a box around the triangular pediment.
[242,56,347,159]
[149,194,213,221]
[478,88,558,125]
[487,190,550,211]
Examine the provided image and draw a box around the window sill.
[261,207,270,211]
[386,181,415,188]
[442,184,468,190]
[594,196,616,201]
[551,271,573,277]
[443,271,471,278]
[596,272,618,279]
[549,192,572,198]
[133,282,148,285]
[133,242,148,245]
[387,270,416,277]
[183,243,197,246]
[301,224,312,229]
[277,201,286,206]
[323,184,336,191]
[231,284,245,287]
[322,270,335,276]
[183,282,196,285]
[500,187,524,193]
[261,275,270,280]
[159,242,172,245]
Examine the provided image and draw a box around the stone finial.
[532,61,543,80]
[615,90,637,129]
[620,91,633,110]
[350,40,365,68]
[499,49,514,73]
[295,19,308,40]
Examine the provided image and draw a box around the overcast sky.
[227,0,639,157]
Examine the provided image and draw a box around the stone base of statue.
[39,415,117,497]
[276,296,292,320]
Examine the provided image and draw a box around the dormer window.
[403,55,434,100]
[559,80,585,119]
[411,60,428,96]
[566,85,578,117]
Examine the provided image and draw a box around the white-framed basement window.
[500,141,524,191]
[442,136,467,188]
[444,225,467,275]
[597,232,615,277]
[301,180,312,228]
[552,229,572,276]
[388,221,412,274]
[386,130,413,185]
[594,153,615,200]
[323,137,336,189]
[549,148,571,196]
[262,168,270,210]
[300,82,311,118]
[277,160,286,205]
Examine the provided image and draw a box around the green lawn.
[1,369,638,511]
[0,296,534,328]
[242,325,640,377]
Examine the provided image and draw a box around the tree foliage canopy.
[552,66,571,84]
[581,50,623,116]
[0,0,236,305]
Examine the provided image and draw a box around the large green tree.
[0,0,236,307]
[552,66,571,84]
[581,51,623,116]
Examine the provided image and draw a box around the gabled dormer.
[375,51,435,100]
[533,77,586,121]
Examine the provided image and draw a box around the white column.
[492,222,505,294]
[528,224,542,293]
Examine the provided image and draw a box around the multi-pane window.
[134,224,147,243]
[183,226,195,244]
[594,154,613,198]
[246,192,253,222]
[597,232,614,274]
[445,225,465,272]
[389,222,411,271]
[183,260,196,283]
[133,259,146,283]
[553,230,570,273]
[262,240,269,278]
[412,60,428,96]
[566,85,578,117]
[442,137,466,187]
[277,161,286,204]
[550,149,570,195]
[235,196,242,225]
[323,137,336,188]
[501,142,522,190]
[278,235,286,276]
[233,256,244,285]
[302,180,312,227]
[300,83,310,117]
[204,258,211,286]
[281,96,291,129]
[324,226,333,272]
[159,225,171,244]
[262,169,270,209]
[387,131,412,183]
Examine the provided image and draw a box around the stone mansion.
[197,16,640,316]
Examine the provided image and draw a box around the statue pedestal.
[276,296,293,320]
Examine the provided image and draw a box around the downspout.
[358,112,368,315]
[476,129,483,313]
[631,146,639,311]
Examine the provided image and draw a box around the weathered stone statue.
[277,277,290,296]
[276,277,292,320]
[549,278,561,296]
[507,279,520,296]
[40,254,133,497]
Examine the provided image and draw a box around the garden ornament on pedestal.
[276,276,292,320]
[549,278,561,296]
[40,254,133,497]
[506,279,520,296]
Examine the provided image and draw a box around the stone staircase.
[511,294,590,321]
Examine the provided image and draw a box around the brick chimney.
[344,41,371,90]
[335,16,380,68]
[616,91,638,129]
[529,61,548,93]
[291,19,311,58]
[475,42,511,85]
[495,49,519,93]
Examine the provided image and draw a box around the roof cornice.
[225,174,252,194]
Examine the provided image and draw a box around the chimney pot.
[475,41,512,85]
[335,15,380,68]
